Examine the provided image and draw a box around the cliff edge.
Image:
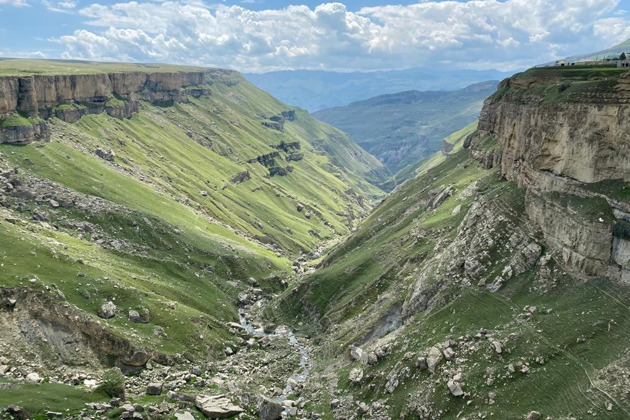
[0,67,237,144]
[467,64,630,281]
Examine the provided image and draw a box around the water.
[239,311,312,402]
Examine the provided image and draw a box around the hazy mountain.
[563,37,630,62]
[245,67,513,112]
[313,81,498,185]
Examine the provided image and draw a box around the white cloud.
[55,0,630,72]
[0,0,29,6]
[0,49,47,58]
[42,0,78,13]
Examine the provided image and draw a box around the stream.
[238,310,312,403]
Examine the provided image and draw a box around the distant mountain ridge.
[245,67,513,112]
[313,80,499,187]
[562,37,630,62]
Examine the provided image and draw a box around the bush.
[558,82,572,92]
[95,368,125,399]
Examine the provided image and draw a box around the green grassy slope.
[273,126,479,334]
[0,63,387,368]
[312,82,496,185]
[274,121,630,419]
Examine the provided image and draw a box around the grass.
[583,179,630,204]
[0,113,41,127]
[273,137,493,346]
[0,63,389,360]
[0,378,109,416]
[491,64,629,104]
[0,58,209,75]
[273,112,630,418]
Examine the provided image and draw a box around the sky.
[0,0,629,73]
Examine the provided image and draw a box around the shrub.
[95,368,125,399]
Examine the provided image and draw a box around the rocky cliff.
[0,69,231,144]
[468,65,630,282]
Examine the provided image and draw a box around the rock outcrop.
[468,68,630,282]
[0,69,238,144]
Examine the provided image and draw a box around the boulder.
[99,301,117,319]
[95,148,116,162]
[491,340,503,354]
[174,413,195,420]
[447,380,464,397]
[195,395,244,419]
[25,372,41,383]
[349,367,364,384]
[257,395,283,420]
[416,356,428,370]
[350,346,368,364]
[526,411,541,420]
[122,350,149,367]
[128,310,141,323]
[357,402,369,415]
[426,346,443,374]
[6,406,29,420]
[146,382,163,395]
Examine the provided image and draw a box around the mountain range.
[245,68,513,112]
[313,81,498,186]
[1,54,630,420]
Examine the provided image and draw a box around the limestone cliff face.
[468,68,630,281]
[0,69,234,144]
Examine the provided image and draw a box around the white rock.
[349,367,364,383]
[427,346,443,374]
[26,372,41,383]
[447,380,464,397]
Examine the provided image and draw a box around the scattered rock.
[417,356,428,370]
[427,346,443,374]
[357,402,370,415]
[447,380,464,397]
[121,350,149,367]
[98,301,117,319]
[25,372,41,383]
[257,395,283,420]
[146,382,163,395]
[349,367,364,384]
[443,347,456,361]
[6,406,29,420]
[95,148,116,162]
[195,395,244,419]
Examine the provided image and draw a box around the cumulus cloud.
[56,0,630,72]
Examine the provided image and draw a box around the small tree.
[621,52,627,61]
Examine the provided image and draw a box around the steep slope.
[0,59,387,416]
[274,63,630,419]
[245,68,512,112]
[313,81,498,184]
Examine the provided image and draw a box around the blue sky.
[1,0,629,72]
